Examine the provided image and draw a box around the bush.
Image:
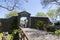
[53,30,60,35]
[32,20,55,32]
[34,20,45,30]
[9,29,19,40]
[46,25,55,32]
[12,29,19,40]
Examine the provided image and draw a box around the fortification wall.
[0,16,18,33]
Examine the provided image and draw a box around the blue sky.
[0,0,58,18]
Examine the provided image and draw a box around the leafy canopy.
[6,11,18,18]
[36,12,47,17]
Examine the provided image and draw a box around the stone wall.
[0,16,18,33]
[31,17,51,28]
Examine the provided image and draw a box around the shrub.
[46,25,55,32]
[9,29,18,40]
[53,30,60,35]
[12,29,19,40]
[34,20,45,30]
[32,20,55,32]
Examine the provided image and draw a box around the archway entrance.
[18,11,31,28]
[20,17,28,27]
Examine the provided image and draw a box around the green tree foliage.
[6,11,18,18]
[47,9,57,21]
[47,9,56,16]
[47,7,60,21]
[36,12,47,17]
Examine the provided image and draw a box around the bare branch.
[41,0,60,8]
[0,5,11,11]
[0,0,28,11]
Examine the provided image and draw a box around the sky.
[0,0,58,18]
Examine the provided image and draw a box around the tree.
[56,6,60,14]
[1,0,60,10]
[6,11,18,18]
[47,7,60,21]
[41,0,60,7]
[36,9,59,22]
[47,9,57,21]
[36,12,47,17]
[0,0,28,11]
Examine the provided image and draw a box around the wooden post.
[22,33,25,40]
[18,29,22,40]
[19,27,29,40]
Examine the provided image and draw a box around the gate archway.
[18,11,31,28]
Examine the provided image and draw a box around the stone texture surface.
[21,28,60,40]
